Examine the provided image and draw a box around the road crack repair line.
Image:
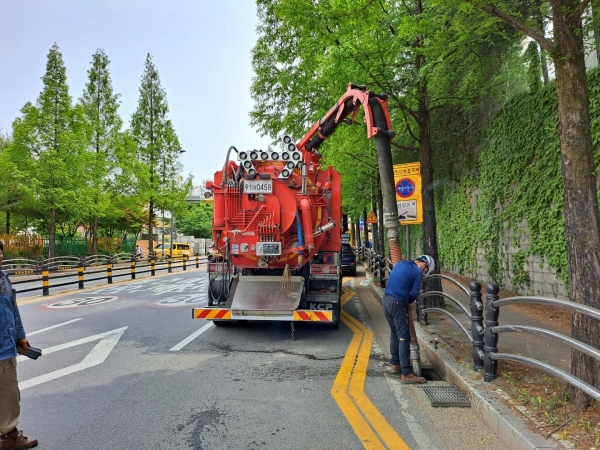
[331,285,409,450]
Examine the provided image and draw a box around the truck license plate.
[244,179,272,194]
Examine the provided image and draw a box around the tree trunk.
[92,215,98,255]
[415,1,443,306]
[535,0,550,85]
[148,198,154,255]
[362,208,369,250]
[371,192,379,254]
[551,1,600,409]
[5,210,9,234]
[49,208,56,260]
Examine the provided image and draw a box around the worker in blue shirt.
[0,241,38,449]
[383,255,434,384]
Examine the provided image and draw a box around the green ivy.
[398,224,423,260]
[511,250,530,288]
[435,179,478,275]
[434,66,600,289]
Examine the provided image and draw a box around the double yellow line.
[332,285,409,450]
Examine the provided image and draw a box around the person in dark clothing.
[0,241,38,449]
[382,255,434,384]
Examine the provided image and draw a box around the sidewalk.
[364,267,566,449]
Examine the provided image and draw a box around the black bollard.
[107,257,113,284]
[379,256,386,288]
[470,281,484,371]
[131,256,136,280]
[151,259,156,276]
[42,265,49,296]
[78,262,84,289]
[483,284,500,381]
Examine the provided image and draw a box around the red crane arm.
[296,83,395,156]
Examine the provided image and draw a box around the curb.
[368,280,561,450]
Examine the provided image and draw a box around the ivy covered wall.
[434,67,600,298]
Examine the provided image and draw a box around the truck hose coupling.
[313,221,335,237]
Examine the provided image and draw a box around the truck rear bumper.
[193,308,333,323]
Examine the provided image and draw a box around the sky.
[0,0,272,188]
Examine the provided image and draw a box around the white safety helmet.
[416,255,435,276]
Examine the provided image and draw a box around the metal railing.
[9,254,208,296]
[2,252,197,275]
[481,284,600,401]
[356,246,394,288]
[417,280,600,402]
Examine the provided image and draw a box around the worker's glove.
[17,339,29,355]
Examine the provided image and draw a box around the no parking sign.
[393,162,423,224]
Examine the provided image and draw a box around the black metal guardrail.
[2,252,211,275]
[355,246,393,288]
[9,254,207,296]
[483,285,600,401]
[357,245,600,402]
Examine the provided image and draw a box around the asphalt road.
[13,268,503,450]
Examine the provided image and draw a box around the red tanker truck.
[192,84,393,329]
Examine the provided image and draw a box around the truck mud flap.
[229,275,303,311]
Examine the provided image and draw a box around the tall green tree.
[250,0,517,280]
[10,44,87,258]
[131,54,188,254]
[178,202,214,238]
[0,132,29,234]
[79,48,123,255]
[468,0,600,410]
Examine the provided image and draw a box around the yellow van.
[154,243,192,260]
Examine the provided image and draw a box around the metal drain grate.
[421,385,471,408]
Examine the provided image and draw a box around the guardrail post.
[195,254,199,269]
[484,284,500,381]
[183,257,187,271]
[107,257,113,284]
[417,288,428,325]
[151,258,156,276]
[168,257,172,273]
[42,265,49,296]
[131,256,136,280]
[378,256,386,288]
[470,281,484,371]
[78,262,84,290]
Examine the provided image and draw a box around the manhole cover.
[421,385,471,408]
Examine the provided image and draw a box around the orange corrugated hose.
[388,238,402,265]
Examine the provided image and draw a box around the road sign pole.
[406,225,411,260]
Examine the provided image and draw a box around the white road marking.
[169,322,214,351]
[28,318,83,336]
[47,296,118,309]
[18,327,128,390]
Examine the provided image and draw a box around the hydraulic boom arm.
[296,83,395,157]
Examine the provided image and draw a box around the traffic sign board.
[393,162,423,224]
[366,211,378,223]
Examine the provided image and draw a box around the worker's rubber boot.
[0,428,38,449]
[389,364,401,374]
[401,372,426,384]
